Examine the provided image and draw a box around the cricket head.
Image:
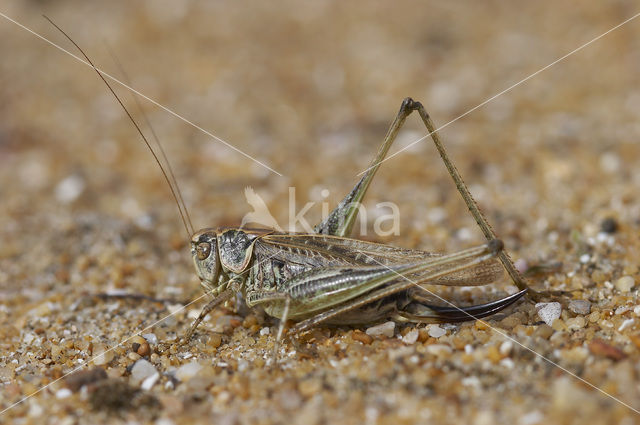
[190,229,220,290]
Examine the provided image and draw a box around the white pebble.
[615,276,635,292]
[615,306,631,315]
[500,358,514,369]
[402,329,419,344]
[366,321,395,338]
[425,344,452,357]
[535,302,562,326]
[23,333,35,345]
[634,305,640,316]
[520,411,544,425]
[141,372,159,390]
[130,359,158,386]
[579,254,590,264]
[56,388,72,399]
[175,361,202,382]
[618,318,635,332]
[260,327,270,336]
[142,333,158,345]
[427,324,446,338]
[499,341,513,356]
[514,258,528,274]
[568,299,591,315]
[55,174,85,203]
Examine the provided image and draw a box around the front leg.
[183,289,233,341]
[184,274,245,341]
[314,98,419,237]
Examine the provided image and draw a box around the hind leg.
[314,98,417,237]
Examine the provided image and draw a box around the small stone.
[402,329,419,344]
[618,318,634,332]
[499,341,513,356]
[352,330,373,345]
[427,324,446,338]
[425,344,452,357]
[475,320,490,330]
[565,316,586,330]
[551,318,567,331]
[514,258,528,274]
[175,362,202,381]
[615,305,630,315]
[535,302,562,326]
[128,352,142,361]
[23,333,35,345]
[130,359,157,386]
[568,300,591,315]
[136,342,151,357]
[131,335,146,347]
[55,174,85,203]
[56,388,72,399]
[141,372,159,391]
[487,345,502,363]
[260,327,270,336]
[298,379,321,398]
[561,346,588,363]
[92,344,114,366]
[242,315,258,328]
[588,338,626,361]
[615,276,635,292]
[629,333,640,349]
[600,217,618,234]
[142,333,158,345]
[50,344,63,360]
[366,321,395,338]
[209,333,222,348]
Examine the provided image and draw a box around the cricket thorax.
[217,228,261,273]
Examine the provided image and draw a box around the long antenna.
[43,16,193,239]
[107,47,194,235]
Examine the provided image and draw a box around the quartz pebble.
[55,388,72,399]
[402,329,419,344]
[130,359,157,386]
[427,325,446,338]
[92,344,114,366]
[618,318,634,332]
[568,299,591,315]
[142,333,158,345]
[615,276,635,292]
[175,362,203,381]
[535,302,562,326]
[425,344,452,357]
[366,321,395,338]
[141,372,159,390]
[565,317,586,330]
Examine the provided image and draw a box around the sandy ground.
[1,1,640,424]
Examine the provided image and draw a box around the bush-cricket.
[47,17,541,359]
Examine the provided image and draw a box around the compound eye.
[195,242,212,261]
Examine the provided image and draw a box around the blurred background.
[2,0,638,254]
[1,1,640,423]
